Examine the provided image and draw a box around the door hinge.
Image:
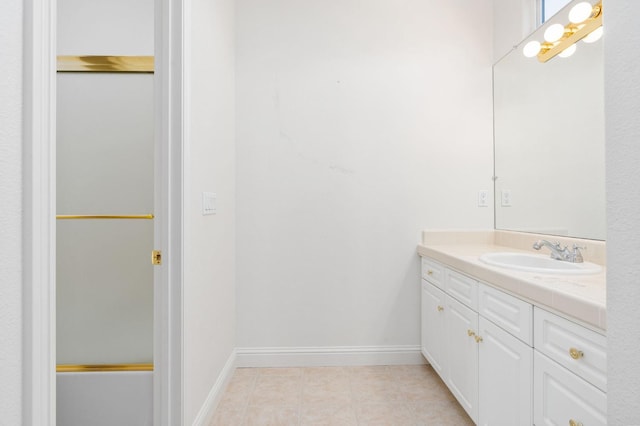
[152,250,162,265]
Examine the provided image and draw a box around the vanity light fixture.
[583,26,603,43]
[523,40,542,58]
[522,1,602,63]
[568,2,594,24]
[544,23,566,43]
[558,43,577,58]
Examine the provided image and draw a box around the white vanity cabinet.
[477,284,533,426]
[420,258,533,425]
[478,316,532,425]
[533,308,607,426]
[445,293,479,421]
[420,255,607,426]
[421,280,447,378]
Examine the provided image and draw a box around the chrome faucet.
[533,240,585,263]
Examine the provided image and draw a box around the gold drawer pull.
[427,270,434,276]
[467,329,476,337]
[437,305,444,312]
[475,335,483,343]
[569,348,584,360]
[569,419,583,426]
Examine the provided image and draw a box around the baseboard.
[236,345,425,368]
[192,349,237,426]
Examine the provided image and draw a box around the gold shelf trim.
[57,55,154,73]
[56,214,154,220]
[57,363,154,373]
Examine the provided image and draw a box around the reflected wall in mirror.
[493,0,605,240]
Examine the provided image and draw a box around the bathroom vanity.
[417,230,606,426]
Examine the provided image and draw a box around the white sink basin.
[479,252,602,275]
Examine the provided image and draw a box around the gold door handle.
[475,335,483,343]
[152,250,162,265]
[569,348,584,360]
[569,419,583,426]
[427,270,434,276]
[437,305,444,312]
[467,329,476,337]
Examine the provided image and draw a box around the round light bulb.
[544,24,566,43]
[569,2,593,24]
[558,43,577,58]
[523,40,542,58]
[583,26,603,43]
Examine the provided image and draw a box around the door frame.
[22,0,185,424]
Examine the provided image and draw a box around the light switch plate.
[202,192,217,215]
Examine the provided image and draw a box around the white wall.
[236,0,494,351]
[0,0,23,423]
[605,1,640,423]
[183,0,237,423]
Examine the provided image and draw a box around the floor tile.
[243,405,299,426]
[209,402,245,426]
[212,364,472,425]
[249,375,302,406]
[355,401,415,425]
[299,403,358,425]
[411,400,474,425]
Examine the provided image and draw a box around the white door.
[534,351,607,426]
[446,295,479,423]
[56,61,155,426]
[421,281,447,379]
[478,317,533,426]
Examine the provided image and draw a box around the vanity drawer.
[534,351,606,426]
[421,257,445,289]
[445,269,478,311]
[479,283,532,346]
[534,307,607,392]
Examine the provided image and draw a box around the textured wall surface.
[236,0,494,350]
[605,1,640,423]
[0,0,23,423]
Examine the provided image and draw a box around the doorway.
[23,0,184,423]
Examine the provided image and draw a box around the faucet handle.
[570,244,586,263]
[533,239,561,250]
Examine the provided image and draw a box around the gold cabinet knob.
[569,419,583,426]
[427,270,434,276]
[569,348,584,360]
[437,305,444,312]
[467,329,476,337]
[475,335,483,343]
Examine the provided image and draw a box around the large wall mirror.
[493,0,605,240]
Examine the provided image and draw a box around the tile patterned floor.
[209,365,474,425]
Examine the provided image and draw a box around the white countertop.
[417,236,606,332]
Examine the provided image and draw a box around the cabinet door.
[478,317,532,426]
[421,280,447,380]
[534,351,607,426]
[534,307,607,392]
[446,295,479,424]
